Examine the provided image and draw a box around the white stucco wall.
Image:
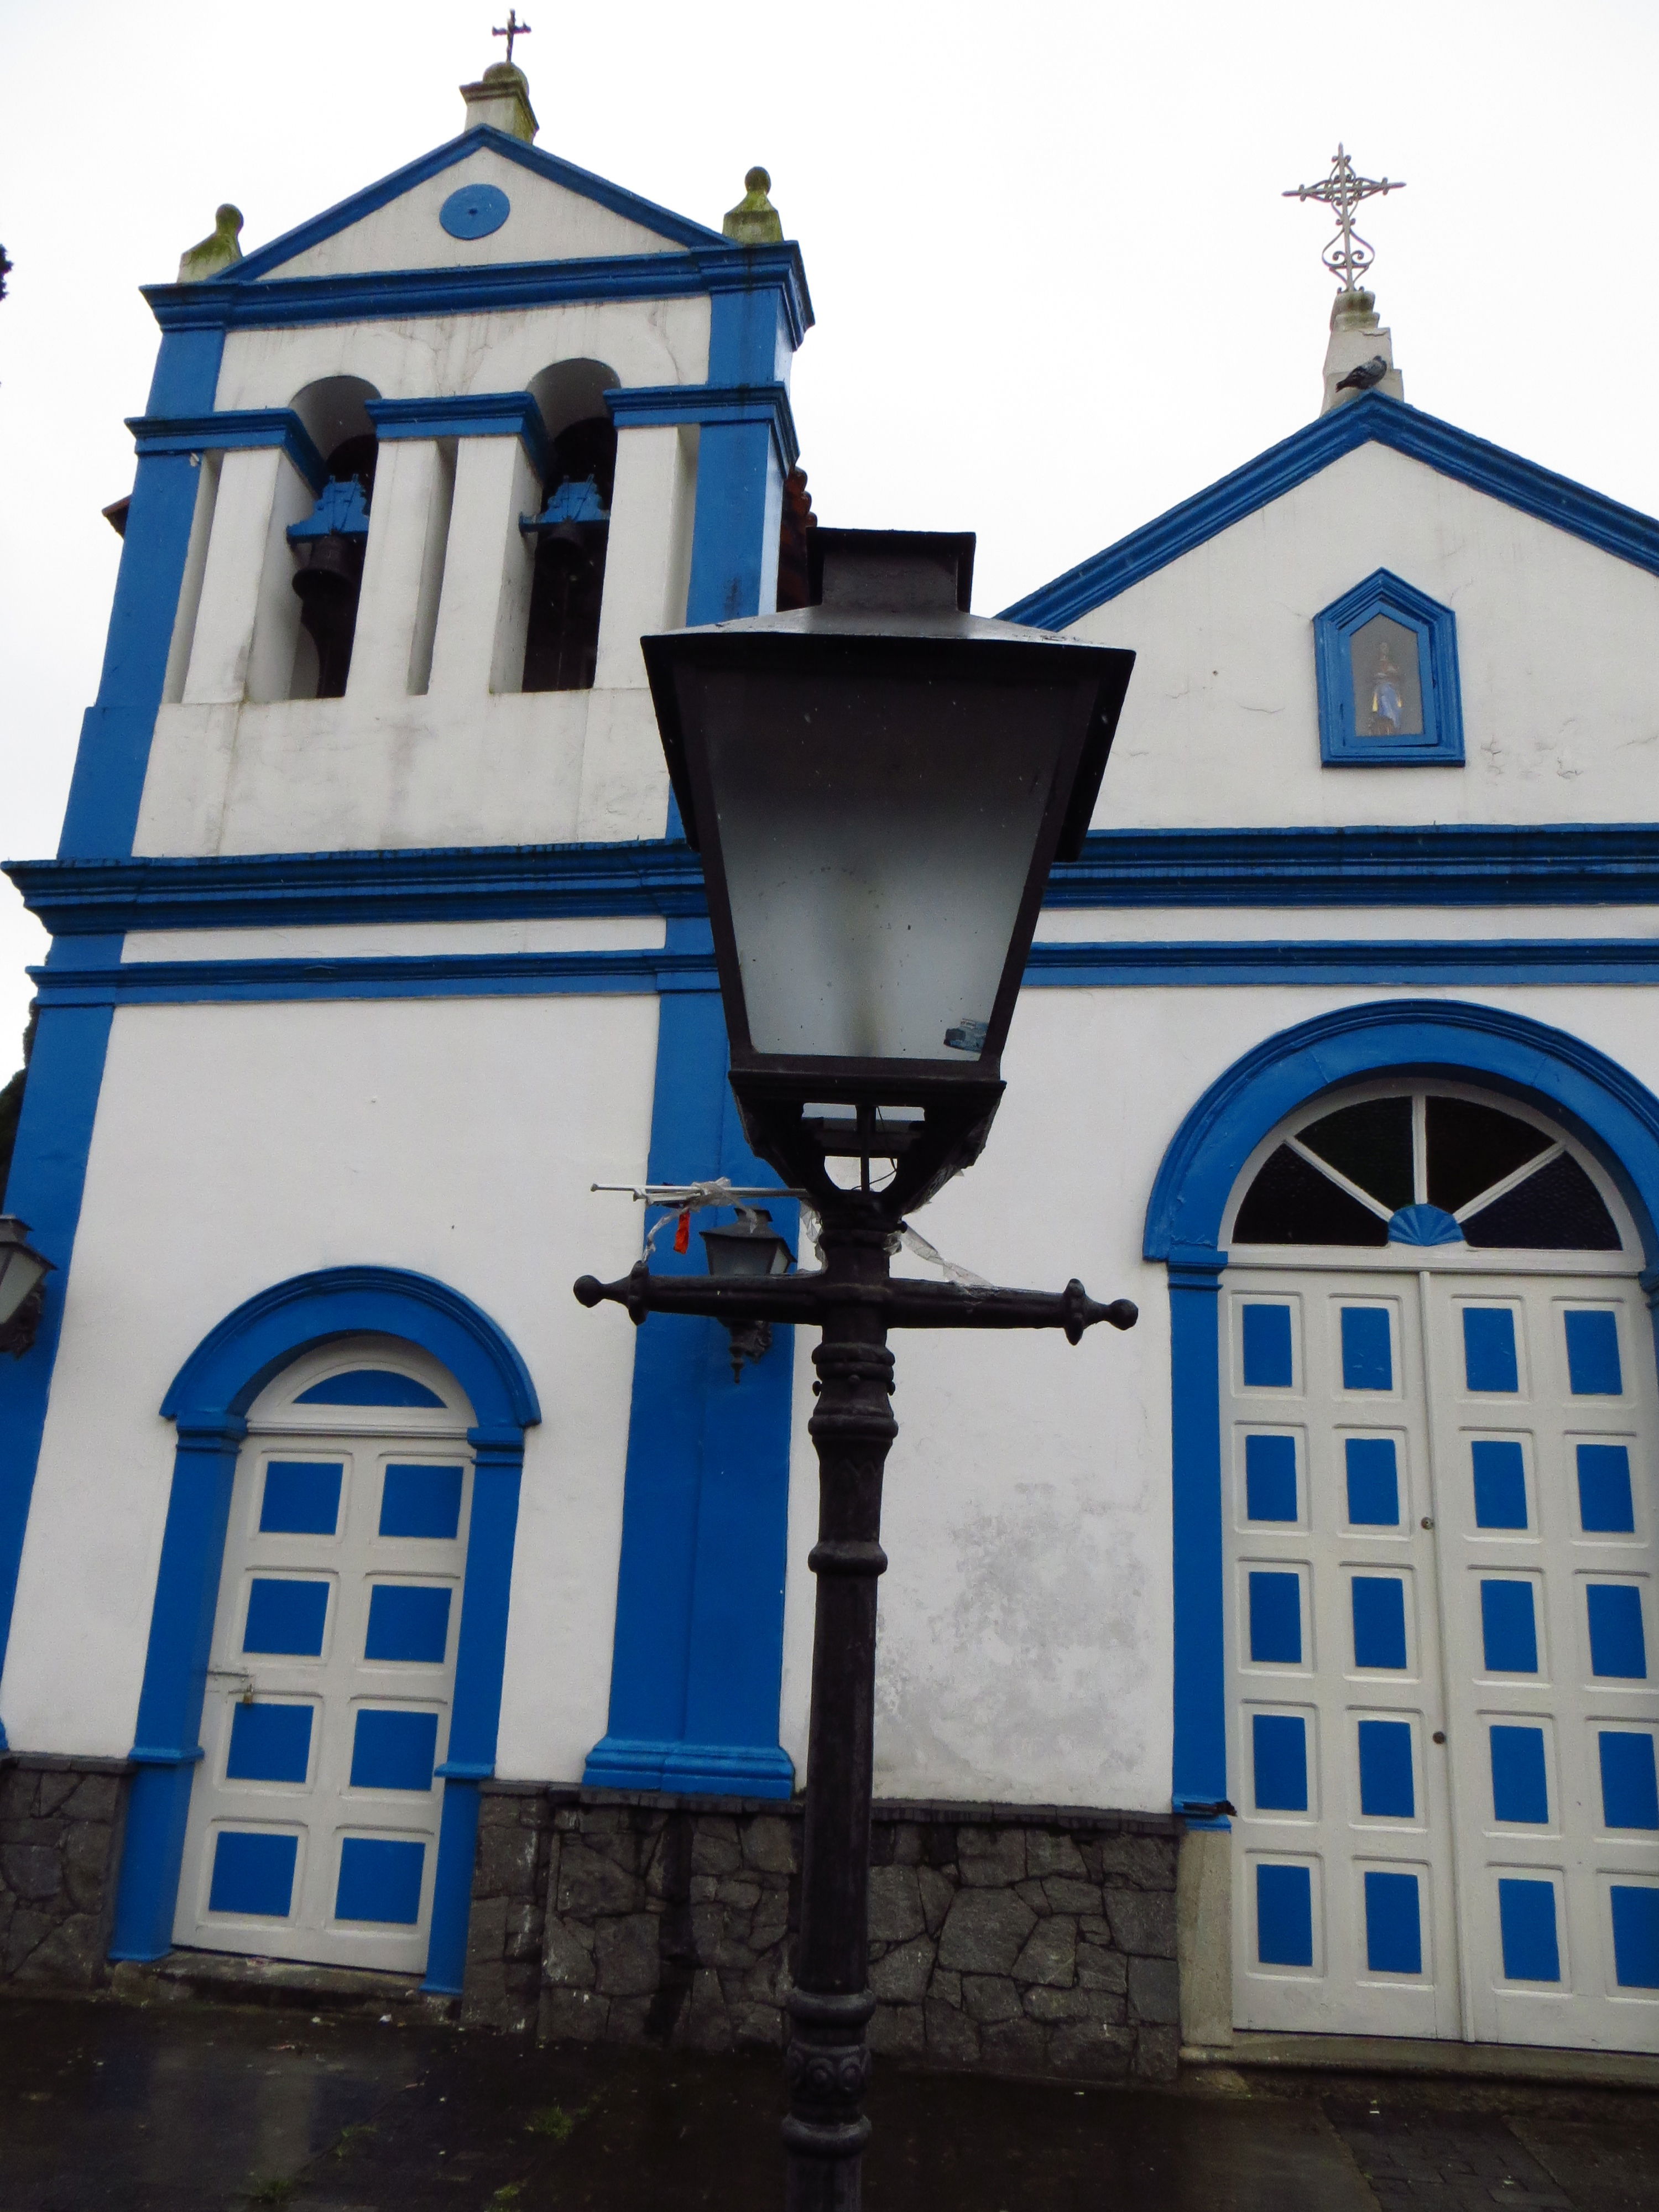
[778,978,1659,1812]
[1069,442,1659,828]
[264,147,691,280]
[0,990,659,1785]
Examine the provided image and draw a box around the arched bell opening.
[286,377,381,698]
[520,359,618,694]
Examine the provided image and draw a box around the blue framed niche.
[1314,568,1464,766]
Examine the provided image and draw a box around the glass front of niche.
[1349,614,1425,739]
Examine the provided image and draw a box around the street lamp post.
[575,529,1137,2210]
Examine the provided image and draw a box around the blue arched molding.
[1146,999,1659,1829]
[107,1267,540,1996]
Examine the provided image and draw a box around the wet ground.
[2,1997,1658,2211]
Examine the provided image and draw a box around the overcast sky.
[2,0,1656,1063]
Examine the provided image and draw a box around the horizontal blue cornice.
[144,241,813,347]
[31,948,718,1007]
[29,936,1659,1010]
[127,408,327,493]
[1026,940,1659,987]
[16,825,1659,941]
[368,391,552,481]
[6,840,708,934]
[1002,394,1659,629]
[224,127,731,281]
[607,382,800,472]
[1048,823,1659,907]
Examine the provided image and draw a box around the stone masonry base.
[0,1755,129,1989]
[463,1786,1182,2084]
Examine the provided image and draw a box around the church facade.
[3,62,1658,2074]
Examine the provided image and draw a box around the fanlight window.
[1233,1089,1623,1251]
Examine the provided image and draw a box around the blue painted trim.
[221,127,733,280]
[146,243,812,349]
[0,964,118,1750]
[1314,568,1463,767]
[25,825,1659,942]
[161,1267,540,1427]
[59,327,226,860]
[109,1415,245,1959]
[367,392,551,483]
[7,841,707,934]
[1001,394,1659,629]
[586,924,796,1799]
[1146,999,1659,1267]
[111,1268,538,1969]
[424,1423,523,1994]
[30,948,715,1007]
[1043,825,1659,909]
[1167,1246,1228,1824]
[127,409,326,494]
[1150,998,1659,1822]
[38,937,1659,1013]
[607,383,800,473]
[423,1778,482,1995]
[1021,941,1659,987]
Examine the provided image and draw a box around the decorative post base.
[573,1200,1135,2208]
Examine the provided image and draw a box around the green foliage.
[246,2178,298,2208]
[525,2099,593,2142]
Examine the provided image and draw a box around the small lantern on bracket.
[0,1216,53,1357]
[699,1206,795,1380]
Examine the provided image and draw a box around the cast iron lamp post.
[575,529,1137,2210]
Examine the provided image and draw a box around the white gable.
[1067,441,1659,831]
[264,147,687,280]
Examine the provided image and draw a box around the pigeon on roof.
[1335,354,1390,393]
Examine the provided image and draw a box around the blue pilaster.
[1167,1244,1230,1827]
[0,936,123,1746]
[108,1414,244,1959]
[59,326,225,860]
[427,1425,524,1993]
[585,925,797,1797]
[585,273,802,1797]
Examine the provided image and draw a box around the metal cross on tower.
[493,9,531,64]
[1284,144,1406,292]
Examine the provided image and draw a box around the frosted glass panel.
[694,667,1068,1061]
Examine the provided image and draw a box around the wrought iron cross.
[493,9,531,63]
[1284,144,1405,291]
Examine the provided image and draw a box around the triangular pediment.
[1003,395,1659,627]
[228,129,728,284]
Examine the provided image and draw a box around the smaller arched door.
[174,1335,474,1974]
[1223,1083,1659,2052]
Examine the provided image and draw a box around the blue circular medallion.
[440,182,511,240]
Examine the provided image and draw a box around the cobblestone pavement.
[2,1996,1658,2211]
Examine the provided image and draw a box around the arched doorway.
[174,1335,474,1973]
[1223,1081,1659,2049]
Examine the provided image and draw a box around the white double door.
[1228,1258,1659,2049]
[175,1381,471,1974]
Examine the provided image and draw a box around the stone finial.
[461,59,539,143]
[177,205,244,284]
[723,168,784,246]
[1319,286,1404,414]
